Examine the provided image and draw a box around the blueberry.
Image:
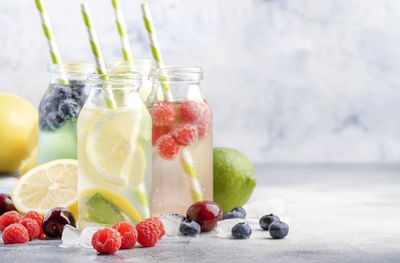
[232,207,246,217]
[41,112,64,130]
[259,214,280,230]
[53,85,72,99]
[70,80,88,104]
[58,99,79,120]
[223,206,246,219]
[231,222,252,239]
[179,219,201,236]
[269,221,289,239]
[223,211,245,220]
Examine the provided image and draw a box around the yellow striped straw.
[141,2,203,202]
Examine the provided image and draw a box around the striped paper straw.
[34,0,68,84]
[110,0,150,218]
[111,0,133,63]
[141,2,204,202]
[140,3,172,101]
[80,2,116,109]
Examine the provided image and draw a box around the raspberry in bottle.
[147,66,213,216]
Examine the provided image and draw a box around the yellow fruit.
[19,146,38,175]
[11,159,78,217]
[0,93,38,174]
[86,109,146,187]
[79,188,143,223]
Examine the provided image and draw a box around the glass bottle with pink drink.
[147,66,213,216]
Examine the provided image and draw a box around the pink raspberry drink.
[147,67,213,215]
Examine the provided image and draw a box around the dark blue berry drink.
[38,62,95,164]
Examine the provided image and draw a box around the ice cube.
[60,225,81,247]
[211,218,247,238]
[159,214,183,236]
[79,227,103,248]
[244,198,286,219]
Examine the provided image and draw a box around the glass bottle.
[147,66,213,216]
[106,58,153,101]
[38,62,95,164]
[77,72,152,229]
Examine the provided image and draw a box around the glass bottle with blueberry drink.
[147,67,213,216]
[38,62,95,164]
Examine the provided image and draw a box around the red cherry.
[186,201,223,232]
[0,193,16,216]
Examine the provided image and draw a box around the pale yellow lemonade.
[77,79,152,229]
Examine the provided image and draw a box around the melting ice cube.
[212,218,248,238]
[159,214,184,236]
[79,227,103,248]
[60,225,81,247]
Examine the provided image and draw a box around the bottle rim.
[47,61,96,74]
[87,72,142,88]
[149,66,203,82]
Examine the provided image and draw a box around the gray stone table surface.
[0,164,399,263]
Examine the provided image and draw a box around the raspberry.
[152,125,171,145]
[171,124,198,147]
[22,211,44,238]
[180,101,206,124]
[2,223,29,244]
[197,117,212,138]
[91,228,122,254]
[146,217,165,238]
[0,211,23,231]
[136,220,159,247]
[151,102,177,126]
[112,222,138,249]
[19,218,40,240]
[157,134,180,160]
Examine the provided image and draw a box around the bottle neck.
[48,62,95,84]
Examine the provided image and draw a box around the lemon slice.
[79,188,143,224]
[86,109,146,187]
[11,159,77,216]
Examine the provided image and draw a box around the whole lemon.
[213,147,256,213]
[0,94,38,174]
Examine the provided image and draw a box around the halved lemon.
[11,159,77,216]
[86,109,146,187]
[79,188,143,224]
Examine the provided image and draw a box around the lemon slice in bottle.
[11,159,78,216]
[79,188,143,224]
[86,109,146,187]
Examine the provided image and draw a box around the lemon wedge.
[11,159,77,216]
[79,188,143,224]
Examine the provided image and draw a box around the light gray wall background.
[1,0,399,164]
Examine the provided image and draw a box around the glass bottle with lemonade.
[77,72,152,229]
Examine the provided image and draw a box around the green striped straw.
[80,2,116,109]
[110,0,150,219]
[141,2,204,202]
[34,0,68,84]
[111,0,133,63]
[140,3,173,101]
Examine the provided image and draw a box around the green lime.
[86,192,125,225]
[213,147,256,213]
